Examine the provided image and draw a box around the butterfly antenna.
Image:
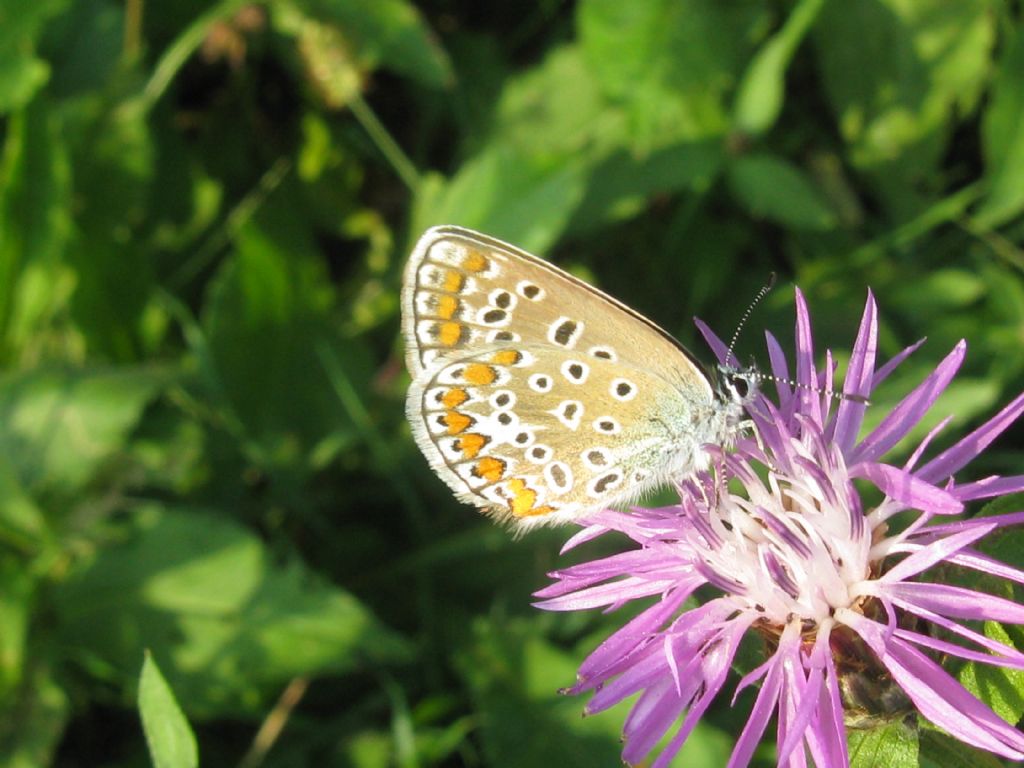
[753,370,870,405]
[722,274,869,405]
[726,273,777,365]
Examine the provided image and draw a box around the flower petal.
[851,341,966,465]
[894,625,1024,669]
[535,574,685,611]
[872,338,926,388]
[651,618,751,768]
[764,331,794,408]
[695,317,730,365]
[793,289,822,424]
[831,290,877,453]
[918,391,1024,483]
[885,581,1024,624]
[952,475,1024,502]
[874,524,996,584]
[850,461,963,515]
[559,522,612,552]
[807,634,849,768]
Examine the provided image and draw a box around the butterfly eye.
[720,368,760,403]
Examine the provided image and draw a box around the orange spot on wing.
[491,350,522,366]
[442,270,465,293]
[475,457,506,482]
[442,388,468,408]
[438,322,465,347]
[462,249,489,273]
[464,363,497,385]
[443,410,473,435]
[506,478,557,518]
[457,433,488,458]
[522,505,556,517]
[437,295,459,320]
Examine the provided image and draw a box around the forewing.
[400,226,713,398]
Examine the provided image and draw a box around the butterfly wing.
[401,226,723,529]
[401,226,712,390]
[407,345,713,528]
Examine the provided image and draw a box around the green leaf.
[959,621,1024,726]
[887,269,986,318]
[493,45,623,159]
[457,617,624,767]
[975,509,1024,571]
[918,729,1005,768]
[0,558,34,699]
[53,505,411,717]
[38,0,123,98]
[579,0,767,145]
[732,0,826,136]
[0,456,48,552]
[412,144,588,255]
[848,718,919,768]
[0,98,73,362]
[0,664,69,768]
[0,0,69,50]
[0,366,168,500]
[457,617,731,768]
[813,0,994,174]
[203,192,368,474]
[341,730,392,768]
[0,52,49,113]
[65,96,156,360]
[0,0,68,112]
[975,29,1024,228]
[568,139,724,233]
[728,153,837,230]
[138,653,198,768]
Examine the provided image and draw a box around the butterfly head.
[718,363,760,404]
[714,363,761,440]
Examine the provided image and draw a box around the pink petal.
[764,331,794,408]
[651,618,751,768]
[851,341,966,465]
[879,524,996,583]
[918,391,1024,483]
[536,575,682,611]
[793,289,822,424]
[727,653,783,768]
[559,522,611,552]
[894,625,1024,669]
[810,647,848,767]
[885,581,1024,624]
[952,475,1024,501]
[832,290,877,453]
[871,338,926,388]
[695,317,730,365]
[849,461,962,514]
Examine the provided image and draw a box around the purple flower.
[535,289,1024,767]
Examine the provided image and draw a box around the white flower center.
[689,441,874,626]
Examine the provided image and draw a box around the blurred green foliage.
[1,0,1023,766]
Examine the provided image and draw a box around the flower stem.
[349,92,421,193]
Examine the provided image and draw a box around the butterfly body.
[401,226,756,531]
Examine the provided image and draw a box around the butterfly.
[401,226,759,532]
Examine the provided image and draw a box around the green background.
[2,0,1024,766]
